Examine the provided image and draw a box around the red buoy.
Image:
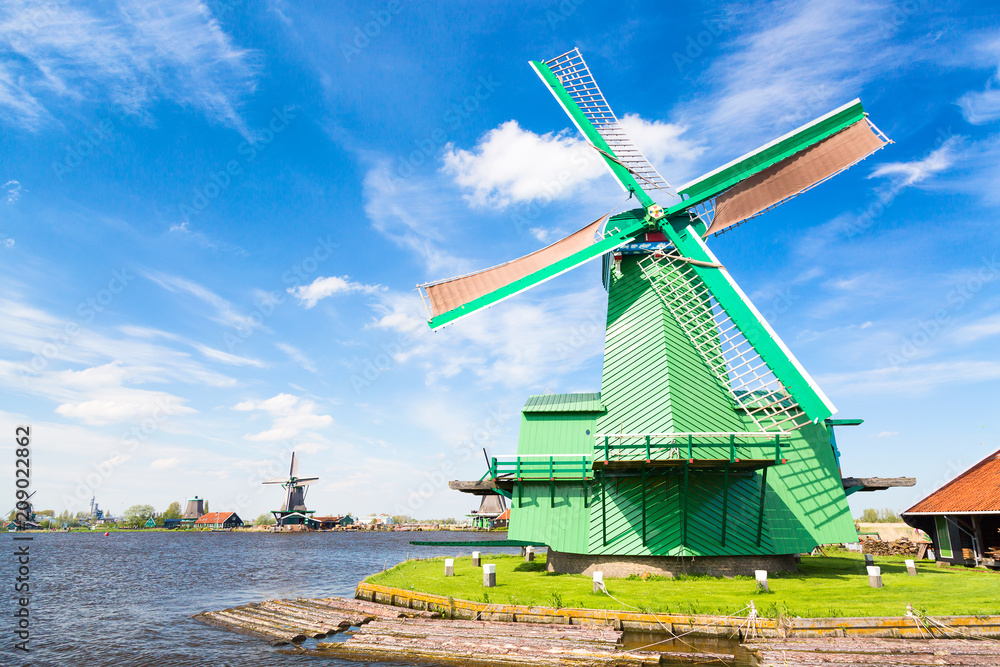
[104,532,109,536]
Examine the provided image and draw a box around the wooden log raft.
[192,595,436,646]
[745,637,1000,666]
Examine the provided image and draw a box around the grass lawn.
[366,551,1000,619]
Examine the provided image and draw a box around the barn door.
[935,516,953,559]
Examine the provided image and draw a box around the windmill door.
[934,516,953,559]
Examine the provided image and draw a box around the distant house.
[902,448,1000,567]
[163,519,182,529]
[467,493,506,529]
[312,515,354,530]
[194,512,243,530]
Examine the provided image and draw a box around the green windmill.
[422,49,903,574]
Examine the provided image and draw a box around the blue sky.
[1,0,998,521]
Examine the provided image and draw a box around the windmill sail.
[677,100,888,236]
[420,212,648,329]
[531,48,672,207]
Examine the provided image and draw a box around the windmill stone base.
[546,550,797,579]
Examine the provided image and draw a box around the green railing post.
[645,435,651,461]
[604,436,609,461]
[641,463,647,546]
[756,467,769,547]
[687,434,693,460]
[729,434,736,463]
[492,457,497,479]
[549,456,555,507]
[600,469,607,547]
[682,460,690,549]
[721,463,730,548]
[775,434,782,464]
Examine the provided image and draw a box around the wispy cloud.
[820,360,1000,396]
[868,137,959,188]
[0,0,257,131]
[233,392,333,442]
[142,270,256,330]
[276,342,317,373]
[288,275,383,309]
[3,179,21,203]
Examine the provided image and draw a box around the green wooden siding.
[508,256,857,557]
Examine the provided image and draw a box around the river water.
[1,530,524,666]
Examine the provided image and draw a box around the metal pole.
[641,463,647,547]
[721,463,730,548]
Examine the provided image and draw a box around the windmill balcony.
[593,432,788,470]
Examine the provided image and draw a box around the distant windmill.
[263,452,319,528]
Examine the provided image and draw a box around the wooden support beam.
[841,477,916,492]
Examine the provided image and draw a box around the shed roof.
[522,392,604,413]
[194,511,238,524]
[903,448,1000,514]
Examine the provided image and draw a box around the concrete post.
[867,565,883,588]
[472,551,481,567]
[444,558,454,577]
[755,570,768,593]
[905,559,917,576]
[483,563,496,588]
[525,546,535,562]
[592,571,604,594]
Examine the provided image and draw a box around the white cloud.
[1,237,12,248]
[868,137,959,188]
[820,360,1000,396]
[276,342,317,373]
[0,0,256,131]
[3,179,21,203]
[442,120,604,209]
[191,342,266,367]
[288,275,383,309]
[686,0,901,159]
[234,392,333,442]
[951,314,1000,344]
[618,114,704,186]
[142,270,257,330]
[959,88,1000,125]
[876,431,898,438]
[150,457,182,470]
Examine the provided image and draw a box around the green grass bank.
[366,551,1000,619]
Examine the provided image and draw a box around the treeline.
[857,507,902,523]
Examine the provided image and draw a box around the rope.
[594,580,749,656]
[909,607,1000,643]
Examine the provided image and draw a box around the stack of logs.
[986,546,1000,560]
[862,537,919,556]
[194,596,431,645]
[746,638,1000,666]
[310,618,666,666]
[195,597,670,666]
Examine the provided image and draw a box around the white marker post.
[472,551,481,567]
[525,546,535,562]
[755,570,769,593]
[867,565,883,588]
[592,571,604,594]
[905,559,917,576]
[444,558,454,577]
[483,563,496,588]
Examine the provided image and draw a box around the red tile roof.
[497,509,510,521]
[904,448,1000,514]
[194,512,237,524]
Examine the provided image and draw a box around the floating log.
[194,611,304,646]
[746,637,1000,666]
[211,608,325,638]
[355,618,622,645]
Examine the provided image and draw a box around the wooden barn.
[194,512,243,530]
[902,448,1000,567]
